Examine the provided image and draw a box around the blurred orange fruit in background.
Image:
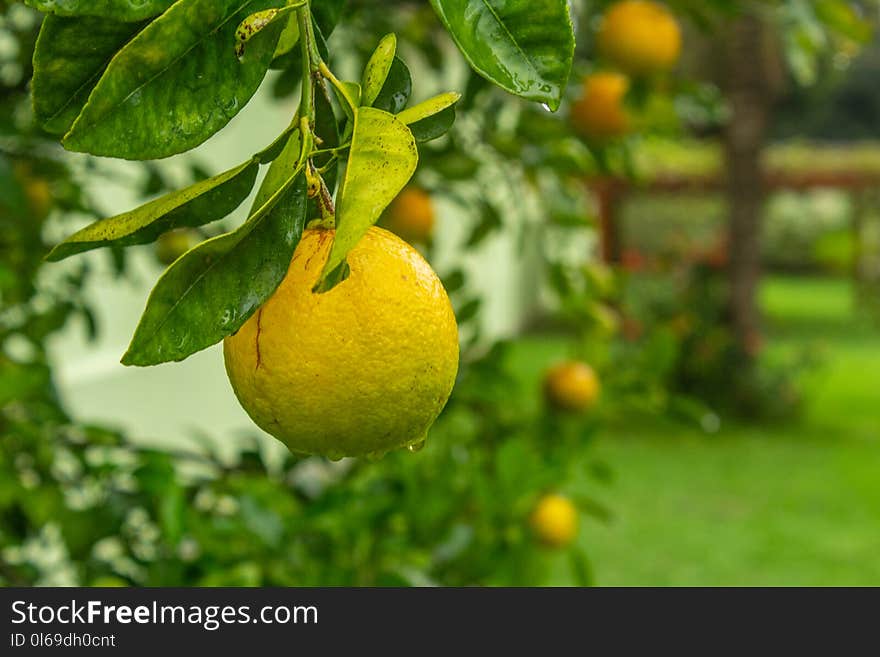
[598,0,682,76]
[384,186,435,244]
[543,360,601,412]
[531,494,579,547]
[570,72,632,141]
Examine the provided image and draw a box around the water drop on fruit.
[407,438,427,453]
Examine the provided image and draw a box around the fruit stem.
[318,61,358,112]
[308,161,336,223]
[295,2,319,125]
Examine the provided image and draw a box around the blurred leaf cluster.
[2,345,607,585]
[611,258,814,421]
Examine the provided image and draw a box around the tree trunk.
[723,14,774,360]
[594,178,623,264]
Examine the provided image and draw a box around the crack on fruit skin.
[302,230,333,272]
[254,307,264,372]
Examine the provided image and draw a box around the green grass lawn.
[581,276,880,585]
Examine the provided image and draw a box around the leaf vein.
[476,0,541,80]
[70,0,261,135]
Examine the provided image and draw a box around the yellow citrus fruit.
[543,360,600,412]
[384,186,435,244]
[224,226,459,459]
[570,72,632,141]
[530,494,578,547]
[154,229,196,265]
[598,0,682,76]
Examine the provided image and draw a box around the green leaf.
[315,108,417,292]
[466,199,502,247]
[331,81,361,143]
[408,105,457,142]
[271,55,302,89]
[31,15,146,135]
[397,91,460,142]
[122,169,308,366]
[254,122,299,163]
[46,159,259,262]
[574,495,614,524]
[429,0,574,110]
[310,15,331,61]
[272,15,300,59]
[455,297,481,324]
[569,550,593,586]
[235,5,297,58]
[158,482,185,544]
[372,56,411,114]
[397,92,460,125]
[63,0,287,160]
[251,127,302,212]
[442,270,466,294]
[24,0,174,21]
[343,81,363,108]
[313,81,340,193]
[361,34,396,107]
[815,0,872,43]
[311,0,345,36]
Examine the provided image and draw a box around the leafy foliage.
[46,159,261,261]
[28,0,577,365]
[2,344,605,586]
[31,15,146,135]
[122,171,309,366]
[430,0,575,110]
[24,0,174,21]
[62,0,287,159]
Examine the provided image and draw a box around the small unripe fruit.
[570,72,632,141]
[155,229,197,266]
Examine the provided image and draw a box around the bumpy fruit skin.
[570,72,631,141]
[598,0,682,76]
[543,361,600,413]
[224,226,459,458]
[384,186,435,244]
[531,494,578,548]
